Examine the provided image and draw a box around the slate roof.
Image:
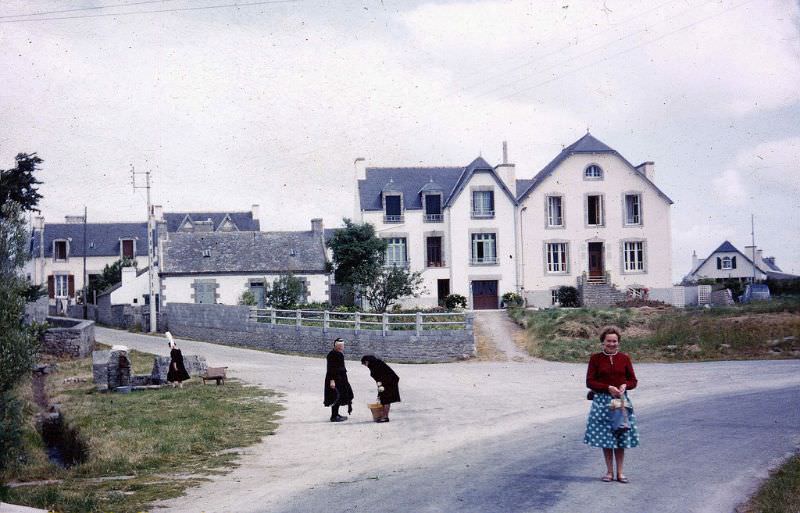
[358,156,517,211]
[516,133,674,204]
[160,231,328,275]
[711,240,738,253]
[163,211,260,232]
[30,223,149,258]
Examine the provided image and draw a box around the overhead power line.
[0,0,298,24]
[0,0,170,19]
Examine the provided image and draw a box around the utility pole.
[751,214,757,284]
[82,206,88,319]
[132,166,157,333]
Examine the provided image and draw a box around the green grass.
[510,299,800,362]
[1,347,283,513]
[739,454,800,513]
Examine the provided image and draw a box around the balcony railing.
[471,210,495,219]
[426,260,446,268]
[383,260,410,268]
[424,213,444,223]
[470,256,498,265]
[383,214,404,224]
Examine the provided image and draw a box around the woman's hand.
[329,380,336,389]
[608,385,622,398]
[619,384,627,395]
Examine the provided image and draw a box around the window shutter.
[48,275,54,298]
[68,275,75,297]
[717,257,722,269]
[732,256,737,269]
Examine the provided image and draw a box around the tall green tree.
[0,153,43,470]
[327,219,386,292]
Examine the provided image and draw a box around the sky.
[1,0,798,282]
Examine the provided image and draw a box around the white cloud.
[711,168,748,206]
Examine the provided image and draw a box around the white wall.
[162,273,329,306]
[519,153,672,306]
[110,267,152,306]
[691,251,766,281]
[30,254,152,299]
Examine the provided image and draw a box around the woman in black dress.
[166,332,190,388]
[361,355,400,423]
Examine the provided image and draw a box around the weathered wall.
[164,303,475,363]
[42,316,95,358]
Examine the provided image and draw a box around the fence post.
[296,309,302,328]
[354,312,360,332]
[415,312,422,335]
[323,310,329,332]
[270,308,276,327]
[382,312,388,336]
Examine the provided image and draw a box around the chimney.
[354,157,366,182]
[65,215,85,224]
[636,161,655,181]
[692,250,698,271]
[151,205,164,221]
[121,266,137,285]
[311,218,323,234]
[763,256,776,268]
[494,142,516,193]
[251,204,260,225]
[33,216,45,230]
[755,249,764,268]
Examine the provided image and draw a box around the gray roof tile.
[31,223,149,258]
[161,231,327,274]
[359,166,464,211]
[163,211,260,232]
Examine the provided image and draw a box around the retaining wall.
[43,316,95,358]
[165,303,475,363]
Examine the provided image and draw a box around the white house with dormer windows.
[356,133,674,309]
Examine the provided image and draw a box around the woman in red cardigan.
[584,326,639,483]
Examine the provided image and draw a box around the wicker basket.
[368,402,384,421]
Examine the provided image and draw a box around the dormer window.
[584,164,603,180]
[722,256,733,270]
[383,194,403,224]
[121,238,135,259]
[53,240,68,262]
[471,190,495,219]
[423,193,443,222]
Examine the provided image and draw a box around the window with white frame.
[471,190,495,218]
[545,242,568,273]
[624,194,641,225]
[383,194,403,223]
[584,164,603,179]
[586,195,604,226]
[551,289,560,305]
[423,194,443,222]
[54,274,69,298]
[623,241,645,272]
[385,237,407,266]
[721,256,733,270]
[470,233,497,264]
[54,240,68,261]
[546,196,563,227]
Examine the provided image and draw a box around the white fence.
[248,308,468,334]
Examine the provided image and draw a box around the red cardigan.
[586,352,638,393]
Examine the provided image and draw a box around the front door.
[437,279,450,307]
[472,280,498,310]
[588,242,604,278]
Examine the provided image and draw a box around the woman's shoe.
[616,475,629,484]
[601,474,613,482]
[376,417,390,423]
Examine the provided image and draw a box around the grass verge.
[0,347,282,513]
[738,454,800,513]
[509,298,800,362]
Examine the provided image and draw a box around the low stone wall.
[43,316,95,358]
[165,303,475,363]
[151,355,208,384]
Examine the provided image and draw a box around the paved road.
[97,327,800,513]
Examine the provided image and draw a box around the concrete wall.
[110,266,152,306]
[165,303,475,363]
[519,152,672,296]
[42,316,95,358]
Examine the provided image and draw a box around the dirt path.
[473,310,535,361]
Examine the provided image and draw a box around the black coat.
[366,358,400,405]
[323,350,354,407]
[167,348,190,383]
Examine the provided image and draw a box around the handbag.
[586,391,595,400]
[609,395,632,434]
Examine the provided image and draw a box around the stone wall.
[151,355,208,384]
[25,297,49,324]
[165,303,475,363]
[42,316,95,358]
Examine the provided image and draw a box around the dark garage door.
[472,280,498,310]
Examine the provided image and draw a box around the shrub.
[557,286,580,307]
[267,273,306,309]
[238,289,257,306]
[502,292,523,308]
[444,293,467,310]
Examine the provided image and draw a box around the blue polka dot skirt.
[584,392,640,449]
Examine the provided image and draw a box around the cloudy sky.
[1,0,798,280]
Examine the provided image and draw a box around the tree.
[327,219,386,293]
[0,153,43,470]
[267,273,306,309]
[362,266,425,313]
[88,257,137,300]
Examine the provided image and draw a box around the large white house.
[356,133,674,309]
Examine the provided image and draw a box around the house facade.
[685,241,797,282]
[159,219,330,306]
[356,133,674,309]
[358,157,518,309]
[517,133,673,307]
